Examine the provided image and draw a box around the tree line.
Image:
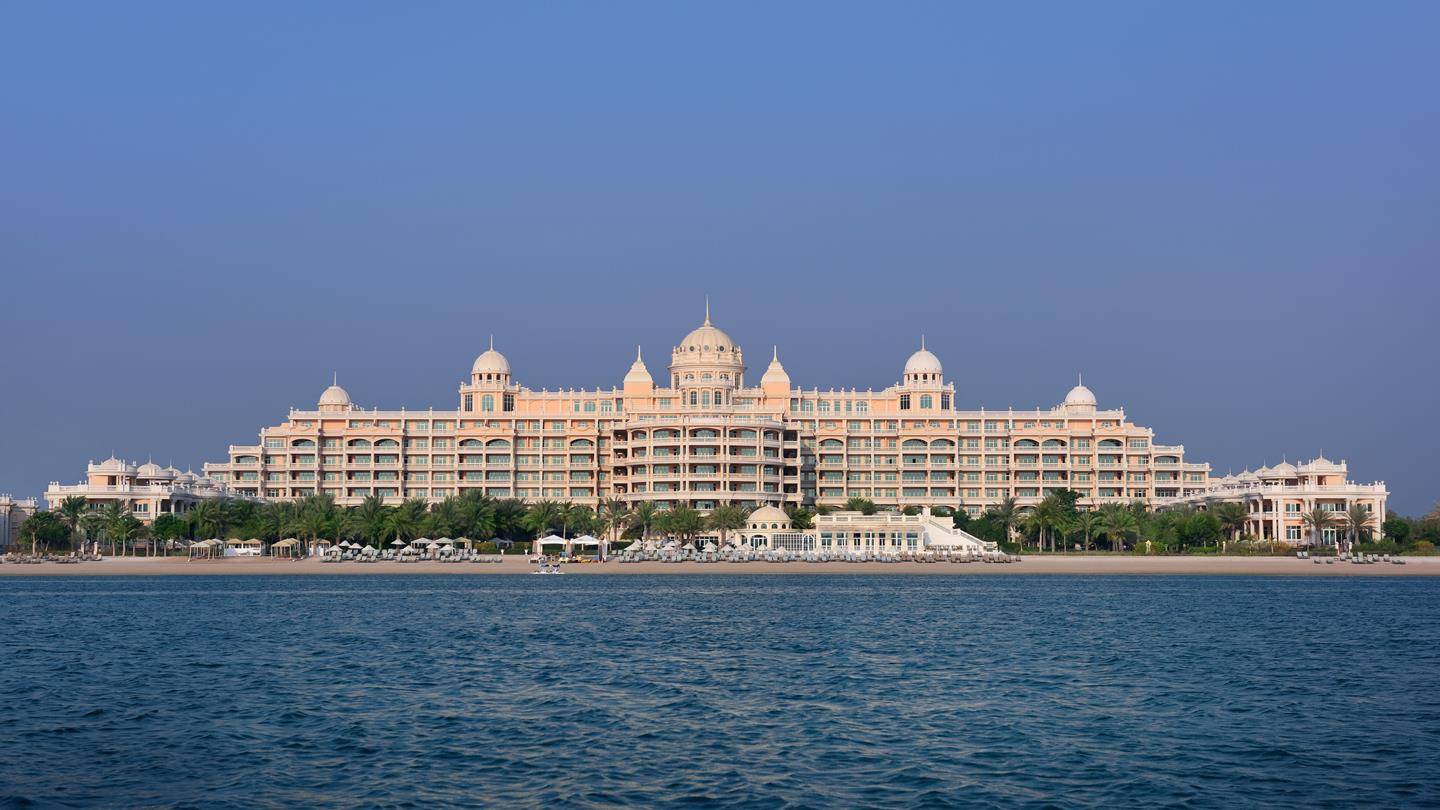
[18,491,1433,556]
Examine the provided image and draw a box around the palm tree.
[1099,503,1138,553]
[523,500,563,550]
[845,497,878,515]
[189,498,230,541]
[389,498,428,544]
[1343,504,1373,553]
[1212,502,1248,547]
[1301,507,1338,550]
[352,494,392,547]
[985,497,1019,546]
[659,506,705,544]
[599,498,630,545]
[707,504,750,547]
[785,506,814,531]
[57,495,88,552]
[108,511,144,556]
[80,513,105,554]
[1033,496,1065,553]
[98,503,127,555]
[629,502,659,544]
[1071,510,1100,552]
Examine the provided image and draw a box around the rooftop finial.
[333,371,338,386]
[1078,372,1083,386]
[920,334,926,350]
[636,344,643,362]
[704,295,711,325]
[772,345,779,362]
[489,334,494,351]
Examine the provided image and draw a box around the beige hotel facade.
[199,310,1219,517]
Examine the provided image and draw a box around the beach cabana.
[272,538,299,558]
[188,539,220,559]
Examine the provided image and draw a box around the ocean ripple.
[1,574,1438,808]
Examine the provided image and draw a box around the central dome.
[677,316,738,355]
[671,301,745,377]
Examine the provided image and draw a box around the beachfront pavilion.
[735,506,997,555]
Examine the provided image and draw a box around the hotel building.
[200,310,1215,516]
[1156,458,1388,545]
[1,494,39,550]
[44,459,237,522]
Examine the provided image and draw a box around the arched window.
[920,394,933,409]
[690,392,698,406]
[481,395,495,412]
[701,391,711,406]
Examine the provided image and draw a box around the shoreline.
[1,555,1436,577]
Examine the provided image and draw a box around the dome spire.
[637,344,643,362]
[920,334,926,350]
[772,345,778,362]
[704,295,711,326]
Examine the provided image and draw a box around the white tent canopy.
[570,535,600,547]
[537,534,568,547]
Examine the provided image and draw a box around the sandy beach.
[1,555,1436,576]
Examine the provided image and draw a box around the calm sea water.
[2,575,1437,808]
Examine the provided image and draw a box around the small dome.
[93,457,136,474]
[1270,461,1297,476]
[1064,382,1097,407]
[319,382,352,408]
[760,346,791,386]
[472,343,510,376]
[904,338,943,376]
[748,505,789,526]
[137,462,163,478]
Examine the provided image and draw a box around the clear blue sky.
[1,2,1436,514]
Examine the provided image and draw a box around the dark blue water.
[2,575,1437,808]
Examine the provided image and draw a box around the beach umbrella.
[390,538,407,546]
[436,537,455,545]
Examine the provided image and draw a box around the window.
[464,394,473,411]
[919,394,933,409]
[899,394,911,410]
